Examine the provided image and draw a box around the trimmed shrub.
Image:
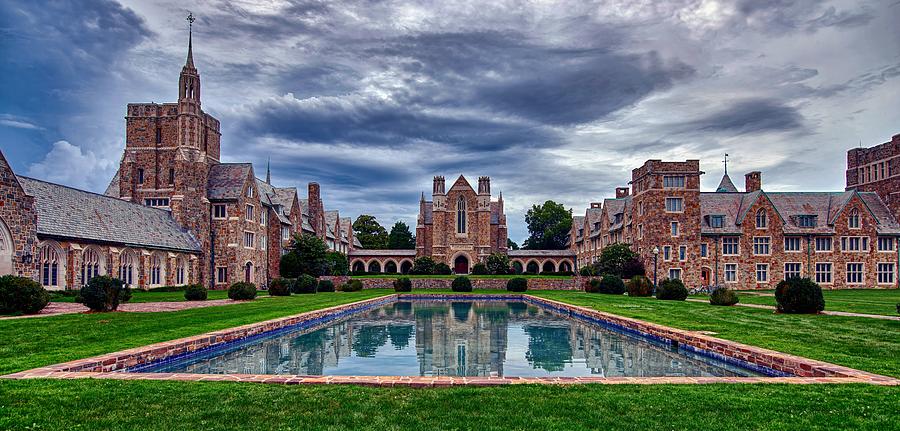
[80,276,131,311]
[228,282,257,300]
[579,266,594,276]
[147,285,188,292]
[268,278,293,296]
[393,277,412,292]
[317,279,335,292]
[409,256,436,275]
[506,277,528,292]
[626,275,653,297]
[293,274,318,294]
[451,276,472,292]
[471,263,489,275]
[775,278,825,314]
[655,278,688,301]
[339,279,363,292]
[584,278,602,293]
[0,275,50,315]
[709,286,739,306]
[434,263,452,275]
[183,284,208,301]
[598,275,626,294]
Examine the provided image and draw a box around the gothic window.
[81,248,103,286]
[175,258,186,285]
[39,244,61,288]
[119,251,135,286]
[456,196,466,234]
[756,209,767,229]
[150,254,163,286]
[848,209,860,229]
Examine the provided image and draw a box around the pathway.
[685,298,900,321]
[1,299,245,320]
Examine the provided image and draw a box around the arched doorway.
[542,261,555,273]
[368,260,381,273]
[0,219,12,276]
[512,261,523,274]
[454,255,469,274]
[352,260,365,273]
[244,262,253,283]
[701,267,711,287]
[400,260,413,274]
[526,261,539,274]
[559,260,572,273]
[384,260,398,274]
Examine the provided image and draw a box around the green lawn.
[48,289,258,303]
[726,289,900,316]
[1,380,898,430]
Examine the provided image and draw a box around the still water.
[142,300,759,377]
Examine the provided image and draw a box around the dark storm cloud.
[687,99,805,135]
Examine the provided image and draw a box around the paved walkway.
[685,298,900,321]
[1,299,245,320]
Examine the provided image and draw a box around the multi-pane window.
[756,209,767,229]
[815,263,832,284]
[877,237,895,252]
[213,204,226,219]
[722,237,739,255]
[841,236,869,252]
[846,263,864,284]
[700,243,708,258]
[665,197,683,212]
[668,268,682,280]
[150,255,162,285]
[119,252,134,286]
[457,196,467,234]
[756,264,768,283]
[679,245,686,261]
[663,246,671,261]
[663,175,685,188]
[877,263,895,285]
[724,263,737,282]
[753,237,770,255]
[40,246,60,288]
[245,204,254,221]
[784,263,802,279]
[797,215,817,228]
[217,267,228,284]
[710,215,724,228]
[144,198,170,208]
[848,209,860,229]
[671,222,679,237]
[261,210,268,226]
[282,226,290,241]
[784,237,802,252]
[259,235,267,251]
[246,186,254,198]
[815,237,832,252]
[81,248,102,286]
[175,259,185,285]
[244,231,255,249]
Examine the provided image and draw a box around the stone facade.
[0,153,37,278]
[847,133,900,221]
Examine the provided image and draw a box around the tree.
[289,233,329,276]
[485,252,511,275]
[409,256,436,275]
[279,253,302,278]
[594,243,641,279]
[325,251,349,276]
[353,215,388,249]
[387,221,416,249]
[507,238,519,250]
[523,200,572,250]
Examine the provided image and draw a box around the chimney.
[745,171,762,193]
[615,187,630,198]
[433,176,445,194]
[308,182,322,236]
[590,202,602,209]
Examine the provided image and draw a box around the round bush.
[584,278,602,293]
[434,263,452,275]
[626,275,653,297]
[579,266,594,276]
[317,279,335,292]
[775,278,824,314]
[293,274,318,294]
[228,282,257,300]
[393,277,412,292]
[655,278,688,301]
[80,275,131,312]
[709,286,739,306]
[0,275,50,315]
[451,276,472,292]
[506,277,528,292]
[268,278,293,296]
[183,284,208,301]
[471,263,488,275]
[339,279,363,292]
[598,275,626,294]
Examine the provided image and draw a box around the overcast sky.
[1,0,898,243]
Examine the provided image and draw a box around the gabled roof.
[449,175,474,192]
[104,168,120,198]
[603,196,631,232]
[340,217,353,243]
[490,201,501,224]
[325,210,339,228]
[208,163,252,200]
[18,176,201,253]
[716,173,739,193]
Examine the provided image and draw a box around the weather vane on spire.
[723,153,729,175]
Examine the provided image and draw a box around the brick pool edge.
[3,294,897,387]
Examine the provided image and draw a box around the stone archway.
[512,260,524,274]
[453,254,469,274]
[351,260,365,273]
[525,260,539,274]
[542,261,555,273]
[0,218,12,276]
[368,260,382,273]
[399,259,413,274]
[384,260,398,274]
[558,260,572,273]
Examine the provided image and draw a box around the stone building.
[846,133,900,220]
[572,149,900,290]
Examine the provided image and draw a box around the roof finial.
[265,157,271,184]
[420,191,425,202]
[723,153,729,175]
[185,12,195,68]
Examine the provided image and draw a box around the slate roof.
[104,169,120,198]
[605,196,632,233]
[349,249,416,256]
[573,215,585,242]
[716,173,739,193]
[490,201,501,224]
[340,217,353,243]
[586,207,603,238]
[422,201,434,224]
[208,163,252,200]
[508,249,576,257]
[353,237,363,248]
[18,176,201,252]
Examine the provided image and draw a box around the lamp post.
[652,246,659,294]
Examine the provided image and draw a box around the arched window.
[119,251,134,286]
[848,209,860,229]
[175,258,186,285]
[81,248,103,286]
[456,196,466,234]
[244,262,253,283]
[756,209,767,229]
[40,244,61,288]
[149,254,164,286]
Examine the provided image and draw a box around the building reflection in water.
[159,301,754,378]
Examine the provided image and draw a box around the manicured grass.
[352,274,572,279]
[48,289,254,303]
[730,289,900,316]
[0,290,391,375]
[532,291,900,378]
[1,379,898,430]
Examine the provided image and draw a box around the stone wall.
[0,153,37,278]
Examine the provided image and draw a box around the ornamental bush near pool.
[451,276,472,292]
[393,277,412,292]
[183,284,208,301]
[267,278,293,296]
[228,282,257,300]
[655,278,688,301]
[584,278,602,293]
[506,277,528,292]
[598,275,626,294]
[338,279,363,292]
[293,274,318,294]
[709,286,739,306]
[0,275,50,315]
[775,277,825,314]
[317,279,335,292]
[626,275,653,297]
[80,275,131,311]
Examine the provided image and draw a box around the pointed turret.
[178,13,200,104]
[185,14,195,68]
[266,157,271,184]
[716,173,738,193]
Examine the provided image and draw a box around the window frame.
[755,209,767,229]
[846,262,864,284]
[815,236,832,252]
[724,263,738,283]
[783,262,802,280]
[815,262,833,285]
[784,236,802,253]
[213,204,227,219]
[664,197,684,213]
[755,263,768,283]
[722,237,739,256]
[753,236,771,256]
[876,262,895,285]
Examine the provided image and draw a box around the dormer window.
[848,209,860,229]
[710,215,724,228]
[797,215,817,228]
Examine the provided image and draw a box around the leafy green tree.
[485,252,511,275]
[279,253,302,278]
[523,200,572,250]
[410,256,436,275]
[353,215,389,249]
[594,243,641,278]
[506,238,520,250]
[325,251,349,276]
[387,221,416,249]
[289,233,329,276]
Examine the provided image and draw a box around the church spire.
[266,157,271,184]
[185,12,195,68]
[178,12,200,103]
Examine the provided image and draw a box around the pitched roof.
[490,201,501,224]
[18,176,201,252]
[208,163,252,200]
[422,201,434,224]
[349,249,416,257]
[716,173,739,193]
[508,249,576,257]
[104,168,120,198]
